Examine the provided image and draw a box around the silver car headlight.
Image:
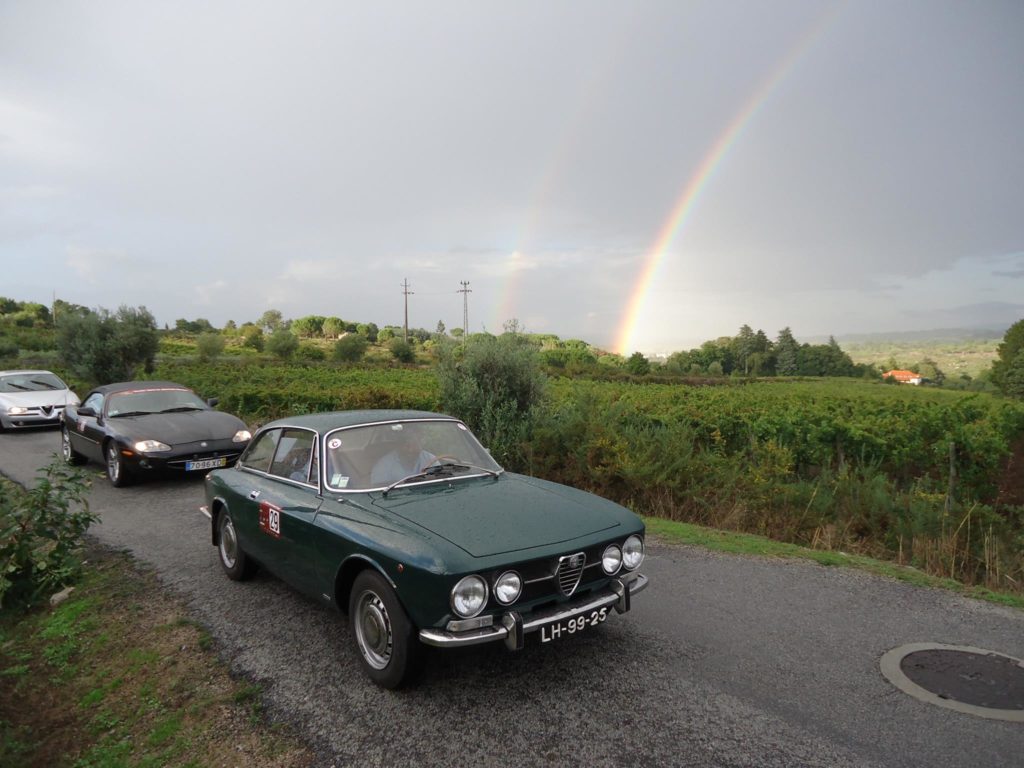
[622,535,644,570]
[451,575,488,618]
[493,571,522,605]
[232,429,252,443]
[134,440,171,452]
[602,544,623,575]
[7,406,29,415]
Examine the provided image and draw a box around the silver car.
[0,370,80,430]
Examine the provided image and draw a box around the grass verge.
[0,543,313,768]
[643,516,1024,611]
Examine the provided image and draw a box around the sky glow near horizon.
[1,1,1022,353]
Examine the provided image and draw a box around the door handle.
[248,490,261,500]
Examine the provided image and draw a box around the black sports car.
[61,380,251,487]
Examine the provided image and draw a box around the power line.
[402,278,414,343]
[457,281,471,338]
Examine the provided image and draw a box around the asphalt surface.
[3,428,1022,767]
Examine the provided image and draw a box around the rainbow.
[613,7,842,355]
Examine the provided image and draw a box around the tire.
[105,441,131,487]
[61,425,86,466]
[217,509,256,581]
[348,570,423,689]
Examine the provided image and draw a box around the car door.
[235,428,324,596]
[69,391,106,462]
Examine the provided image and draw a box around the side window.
[83,393,104,414]
[240,429,281,473]
[269,429,316,483]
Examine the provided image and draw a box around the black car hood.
[107,410,246,445]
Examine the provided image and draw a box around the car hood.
[0,390,75,408]
[370,473,624,558]
[106,410,246,444]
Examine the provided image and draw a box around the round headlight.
[602,544,623,575]
[134,440,171,452]
[451,575,488,618]
[622,535,644,570]
[493,571,522,605]
[233,429,252,443]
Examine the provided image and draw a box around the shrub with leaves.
[0,458,96,609]
[195,332,225,361]
[389,338,415,363]
[436,334,546,468]
[333,334,369,362]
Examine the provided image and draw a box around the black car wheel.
[349,570,422,689]
[61,425,86,466]
[105,441,131,487]
[217,510,255,580]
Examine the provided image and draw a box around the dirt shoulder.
[0,541,315,768]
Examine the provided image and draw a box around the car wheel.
[61,425,86,465]
[105,441,131,487]
[217,510,255,580]
[349,570,423,689]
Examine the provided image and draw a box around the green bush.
[388,339,415,363]
[56,305,158,385]
[333,334,368,362]
[297,342,326,361]
[195,332,225,362]
[437,334,545,467]
[0,460,96,609]
[265,329,299,360]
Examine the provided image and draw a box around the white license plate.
[185,457,227,471]
[539,607,610,643]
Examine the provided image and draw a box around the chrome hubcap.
[219,517,237,568]
[355,591,392,670]
[107,446,119,481]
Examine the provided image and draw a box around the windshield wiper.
[381,465,453,496]
[109,410,154,418]
[434,460,500,478]
[159,406,204,413]
[30,380,58,389]
[5,383,31,391]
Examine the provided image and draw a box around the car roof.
[0,369,62,377]
[89,380,192,395]
[260,409,457,432]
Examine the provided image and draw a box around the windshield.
[0,373,67,393]
[106,388,208,417]
[324,419,502,491]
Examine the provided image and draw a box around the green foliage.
[56,306,158,385]
[0,336,18,360]
[195,332,224,362]
[993,318,1024,394]
[291,315,325,338]
[437,334,545,467]
[258,309,283,333]
[332,334,368,362]
[1002,349,1024,399]
[322,317,345,338]
[265,329,298,360]
[625,352,650,376]
[0,460,96,609]
[240,324,264,351]
[388,338,415,363]
[297,342,326,361]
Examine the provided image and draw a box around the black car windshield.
[0,373,67,393]
[324,419,502,491]
[106,388,208,417]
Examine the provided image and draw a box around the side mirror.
[207,397,219,408]
[76,406,96,417]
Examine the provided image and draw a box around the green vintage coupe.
[203,410,648,688]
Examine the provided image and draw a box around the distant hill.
[829,328,1003,378]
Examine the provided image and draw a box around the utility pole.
[458,281,471,338]
[402,278,414,343]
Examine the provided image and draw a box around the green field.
[149,359,1024,594]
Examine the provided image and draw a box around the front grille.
[556,552,586,597]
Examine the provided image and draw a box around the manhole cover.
[880,643,1024,722]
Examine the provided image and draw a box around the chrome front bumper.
[419,572,648,651]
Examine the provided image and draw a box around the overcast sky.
[2,0,1022,353]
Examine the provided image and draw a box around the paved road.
[3,428,1022,767]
